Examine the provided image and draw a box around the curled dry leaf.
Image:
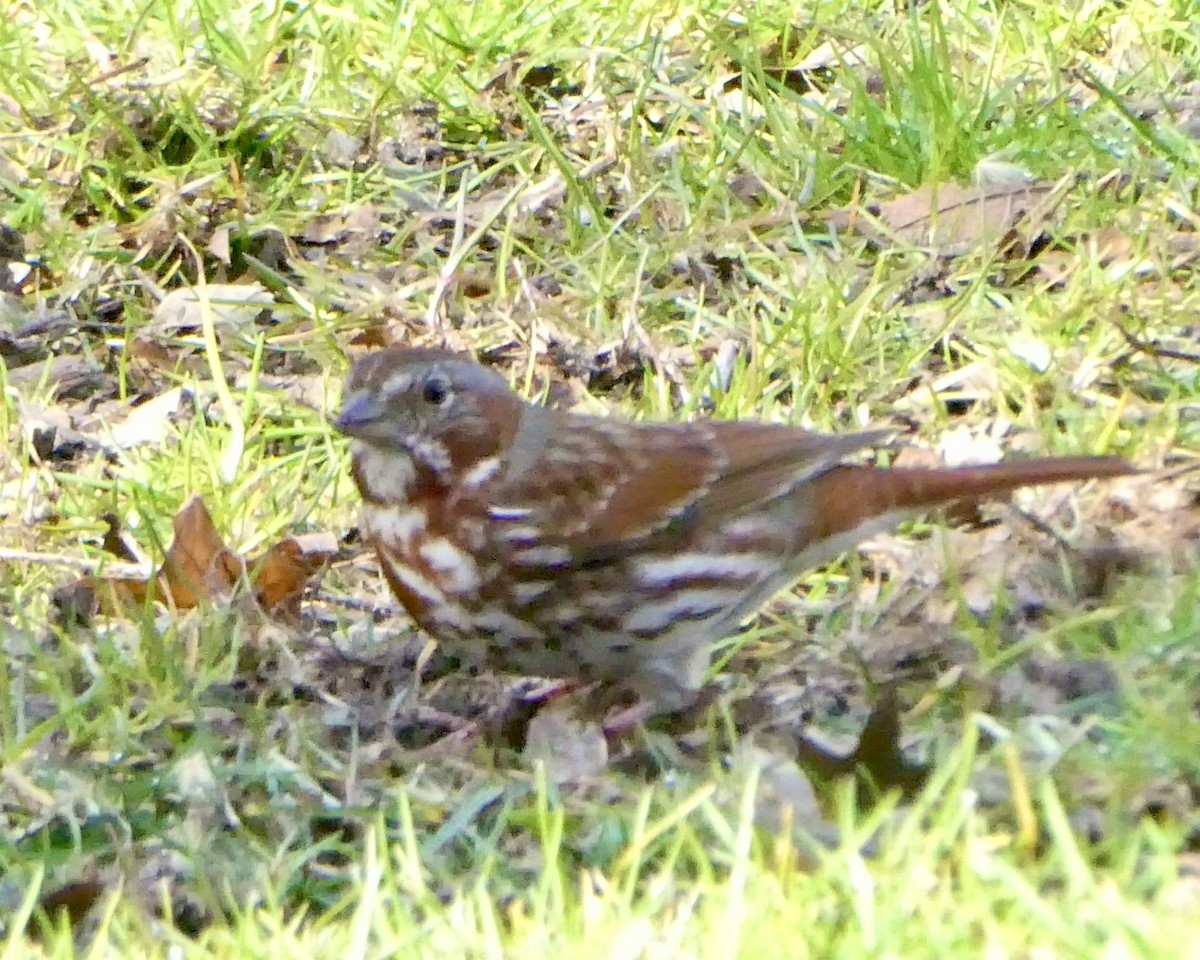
[156,495,243,608]
[56,496,335,622]
[250,532,339,616]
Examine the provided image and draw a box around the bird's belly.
[365,504,485,632]
[365,503,796,685]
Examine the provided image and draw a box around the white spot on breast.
[364,505,426,550]
[354,445,415,502]
[510,544,572,568]
[510,580,553,605]
[622,587,742,633]
[496,524,542,546]
[462,456,501,489]
[378,550,445,607]
[634,552,770,588]
[487,504,533,520]
[418,537,481,594]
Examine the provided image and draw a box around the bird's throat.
[351,444,416,504]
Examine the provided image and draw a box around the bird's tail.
[807,455,1133,542]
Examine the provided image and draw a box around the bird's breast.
[350,445,416,504]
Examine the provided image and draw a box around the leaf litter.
[51,495,337,621]
[1,5,1200,939]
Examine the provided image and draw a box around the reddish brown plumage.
[337,347,1134,713]
[806,457,1133,543]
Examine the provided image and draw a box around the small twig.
[308,589,401,616]
[0,548,151,580]
[1118,326,1200,364]
[1010,506,1074,551]
[88,56,151,86]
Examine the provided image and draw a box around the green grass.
[2,0,1200,953]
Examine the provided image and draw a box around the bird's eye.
[422,378,451,407]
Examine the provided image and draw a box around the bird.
[335,346,1133,716]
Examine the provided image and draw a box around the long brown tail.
[809,455,1134,541]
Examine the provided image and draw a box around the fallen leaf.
[6,354,110,401]
[157,495,243,608]
[829,176,1074,258]
[250,532,338,615]
[95,387,184,450]
[149,283,273,334]
[57,497,333,621]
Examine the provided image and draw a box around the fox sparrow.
[336,347,1132,714]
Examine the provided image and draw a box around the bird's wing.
[695,421,890,529]
[485,411,887,564]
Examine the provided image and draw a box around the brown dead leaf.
[250,532,338,616]
[58,497,332,622]
[158,495,243,607]
[830,176,1073,258]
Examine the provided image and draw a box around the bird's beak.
[334,392,385,437]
